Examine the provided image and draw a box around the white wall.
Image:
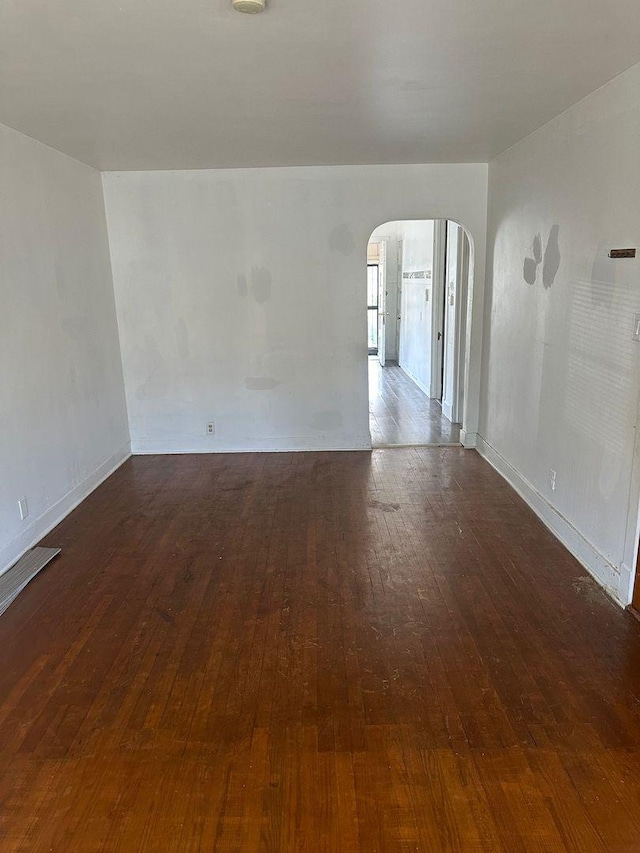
[480,63,640,605]
[0,123,130,575]
[103,164,488,454]
[398,221,436,396]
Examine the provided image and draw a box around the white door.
[377,242,386,366]
[442,222,467,424]
[430,220,447,402]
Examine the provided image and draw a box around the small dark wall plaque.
[608,248,636,259]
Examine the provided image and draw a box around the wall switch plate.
[207,422,215,435]
[18,497,29,520]
[549,469,557,492]
[633,314,640,342]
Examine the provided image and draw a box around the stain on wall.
[245,377,280,391]
[328,224,355,256]
[523,227,561,288]
[523,256,538,285]
[542,225,561,289]
[532,233,543,265]
[523,233,543,284]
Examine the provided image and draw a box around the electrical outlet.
[18,497,29,520]
[207,422,215,435]
[549,469,557,492]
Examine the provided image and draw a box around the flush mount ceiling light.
[232,0,266,12]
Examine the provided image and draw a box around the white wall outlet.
[549,469,557,492]
[207,422,215,435]
[18,497,29,520]
[633,313,640,342]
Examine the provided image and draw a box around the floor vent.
[0,547,61,616]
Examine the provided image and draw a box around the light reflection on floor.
[369,357,461,447]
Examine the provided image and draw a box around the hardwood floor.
[2,449,640,851]
[369,358,461,447]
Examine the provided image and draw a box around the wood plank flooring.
[369,359,461,447]
[1,449,640,851]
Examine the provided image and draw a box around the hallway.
[369,357,461,446]
[2,448,640,850]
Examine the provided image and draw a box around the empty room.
[2,1,640,850]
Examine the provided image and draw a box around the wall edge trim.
[460,430,478,448]
[397,364,431,399]
[130,436,373,454]
[0,442,132,578]
[476,435,624,607]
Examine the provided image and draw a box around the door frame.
[442,222,469,425]
[367,263,380,355]
[430,220,447,402]
[396,238,404,365]
[377,241,386,366]
[366,217,481,451]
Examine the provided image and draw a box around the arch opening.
[366,218,475,448]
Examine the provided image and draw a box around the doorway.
[367,219,470,447]
[367,264,380,356]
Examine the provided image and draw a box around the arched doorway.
[367,219,472,447]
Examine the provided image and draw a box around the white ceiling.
[2,0,640,171]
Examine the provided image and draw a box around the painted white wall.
[480,62,640,606]
[103,165,488,454]
[0,123,130,575]
[398,221,435,396]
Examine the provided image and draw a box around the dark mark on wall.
[542,225,561,289]
[523,256,538,286]
[523,226,561,288]
[523,233,542,284]
[245,377,280,391]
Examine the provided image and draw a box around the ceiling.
[2,0,640,171]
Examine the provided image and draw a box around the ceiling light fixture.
[232,0,266,13]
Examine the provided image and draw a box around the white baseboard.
[131,434,373,455]
[460,430,477,448]
[442,400,454,422]
[0,443,131,578]
[476,435,624,607]
[618,561,634,607]
[398,364,431,399]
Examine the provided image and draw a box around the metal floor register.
[0,547,61,616]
